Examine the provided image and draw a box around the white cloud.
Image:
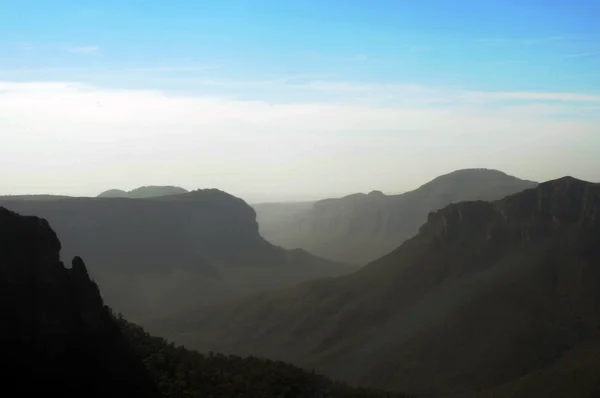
[0,80,598,200]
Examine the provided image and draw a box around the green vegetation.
[117,315,404,398]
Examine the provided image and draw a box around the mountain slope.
[164,177,600,396]
[119,317,406,398]
[0,189,352,323]
[0,206,405,398]
[256,168,537,264]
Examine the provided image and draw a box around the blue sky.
[1,0,599,201]
[2,0,599,92]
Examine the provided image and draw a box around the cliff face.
[421,176,599,249]
[0,207,157,397]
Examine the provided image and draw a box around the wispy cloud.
[475,36,571,46]
[521,36,569,45]
[128,65,221,73]
[15,42,101,54]
[474,38,510,46]
[15,41,36,50]
[565,52,596,59]
[473,91,600,102]
[342,54,369,61]
[405,45,431,53]
[68,45,100,54]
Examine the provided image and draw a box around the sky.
[1,0,599,203]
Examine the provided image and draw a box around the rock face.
[170,177,600,396]
[0,207,157,397]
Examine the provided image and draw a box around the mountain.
[0,207,159,397]
[0,189,352,323]
[161,177,600,397]
[255,168,537,264]
[0,206,405,398]
[97,185,189,198]
[0,194,72,200]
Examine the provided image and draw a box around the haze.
[1,0,599,203]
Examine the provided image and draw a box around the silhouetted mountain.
[0,207,159,397]
[163,177,600,397]
[97,185,189,198]
[0,189,352,323]
[0,194,72,200]
[97,188,129,197]
[0,206,404,398]
[256,168,537,264]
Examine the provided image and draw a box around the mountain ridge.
[0,206,406,398]
[255,168,538,264]
[162,176,600,396]
[97,185,189,198]
[0,188,353,324]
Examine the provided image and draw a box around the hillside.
[256,168,537,264]
[98,185,189,198]
[0,189,352,324]
[119,317,405,398]
[0,206,404,398]
[161,177,600,396]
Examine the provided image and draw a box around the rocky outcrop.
[421,176,599,248]
[0,207,158,397]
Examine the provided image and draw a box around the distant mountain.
[0,206,405,398]
[162,177,600,397]
[0,194,72,200]
[98,185,189,198]
[255,168,537,264]
[0,189,353,324]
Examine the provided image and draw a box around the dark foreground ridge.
[0,207,159,397]
[0,206,404,398]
